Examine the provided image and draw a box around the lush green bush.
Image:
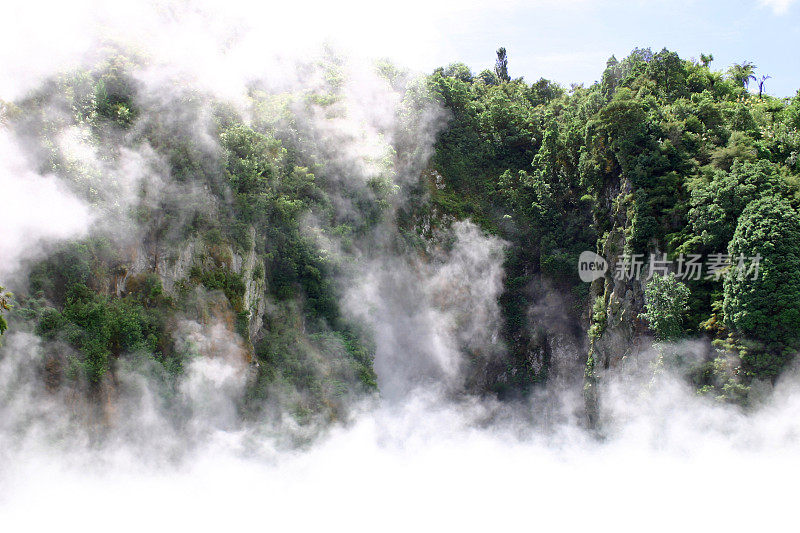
[724,196,800,377]
[640,274,690,341]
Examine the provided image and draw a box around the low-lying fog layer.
[1,333,799,532]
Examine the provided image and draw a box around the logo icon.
[578,251,607,282]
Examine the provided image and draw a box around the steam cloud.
[344,221,506,398]
[0,132,93,279]
[0,2,798,532]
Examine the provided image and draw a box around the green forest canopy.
[2,46,800,411]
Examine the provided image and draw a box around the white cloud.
[759,0,797,13]
[0,132,93,279]
[0,0,595,101]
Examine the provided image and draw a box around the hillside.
[2,47,800,429]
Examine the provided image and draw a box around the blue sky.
[433,0,800,97]
[2,0,799,99]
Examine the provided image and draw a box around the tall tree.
[728,61,757,90]
[700,53,714,68]
[495,47,510,82]
[757,75,771,99]
[724,196,800,378]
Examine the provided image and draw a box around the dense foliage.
[641,274,690,342]
[3,45,800,416]
[2,54,381,417]
[423,47,800,400]
[0,286,11,340]
[724,196,800,377]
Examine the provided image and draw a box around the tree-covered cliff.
[425,48,800,409]
[2,46,800,425]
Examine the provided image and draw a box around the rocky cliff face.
[115,228,266,352]
[583,172,654,424]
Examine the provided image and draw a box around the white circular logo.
[578,251,607,282]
